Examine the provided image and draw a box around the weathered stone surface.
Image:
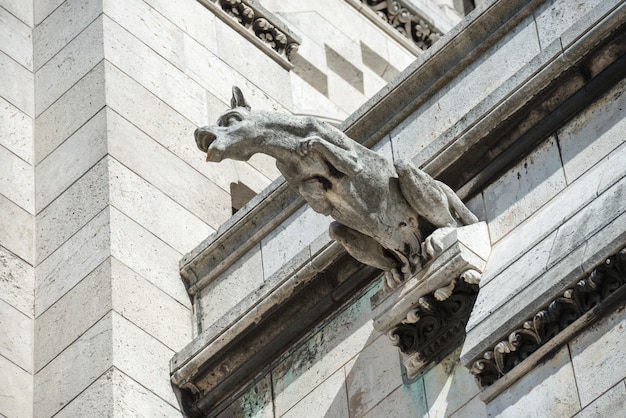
[33,0,102,70]
[215,374,273,418]
[102,16,207,126]
[533,0,605,49]
[0,49,33,116]
[36,158,108,263]
[0,355,32,418]
[483,137,566,243]
[361,379,428,418]
[35,61,105,164]
[53,368,114,418]
[34,313,112,417]
[283,367,348,418]
[0,96,32,164]
[111,312,178,408]
[106,108,231,228]
[0,298,32,372]
[35,260,111,372]
[0,245,33,317]
[109,158,211,255]
[574,381,626,418]
[1,0,33,27]
[0,5,32,69]
[345,335,402,417]
[35,15,103,115]
[35,208,110,315]
[486,346,580,417]
[34,0,64,25]
[109,207,188,307]
[0,144,34,214]
[570,305,626,407]
[35,109,107,212]
[0,193,33,263]
[111,257,191,352]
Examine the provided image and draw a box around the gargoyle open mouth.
[194,128,217,162]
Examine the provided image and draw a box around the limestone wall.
[0,1,34,417]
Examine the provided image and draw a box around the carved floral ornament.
[471,247,626,387]
[359,0,442,49]
[199,0,300,64]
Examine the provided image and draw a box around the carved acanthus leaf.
[471,248,626,388]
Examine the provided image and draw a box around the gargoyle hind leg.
[329,222,397,271]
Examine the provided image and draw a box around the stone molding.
[197,0,300,69]
[346,0,444,51]
[371,223,490,379]
[470,247,626,398]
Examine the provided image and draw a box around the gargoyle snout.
[194,127,217,152]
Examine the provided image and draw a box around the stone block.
[283,367,348,418]
[143,0,218,54]
[34,0,64,25]
[35,61,105,164]
[574,381,626,418]
[0,193,33,263]
[198,244,264,330]
[0,50,33,116]
[103,0,184,69]
[533,0,605,49]
[35,15,103,115]
[448,395,488,418]
[35,108,107,212]
[0,5,32,69]
[0,355,32,418]
[0,298,32,372]
[485,346,580,417]
[345,335,402,417]
[362,379,428,418]
[272,285,378,416]
[109,158,212,255]
[0,96,32,164]
[1,0,33,27]
[0,245,34,317]
[0,144,34,214]
[35,259,111,372]
[111,257,191,352]
[423,347,480,417]
[215,374,273,418]
[570,305,626,407]
[106,106,231,229]
[111,312,178,408]
[36,158,108,263]
[35,208,110,315]
[52,367,114,418]
[109,207,188,307]
[483,137,566,243]
[33,0,102,70]
[102,16,207,126]
[261,205,331,279]
[111,367,182,417]
[213,19,293,109]
[34,313,113,418]
[558,77,626,184]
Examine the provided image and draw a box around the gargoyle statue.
[195,87,478,288]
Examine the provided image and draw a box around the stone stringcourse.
[197,0,300,67]
[358,0,442,49]
[471,247,626,388]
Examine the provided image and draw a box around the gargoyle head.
[194,86,257,162]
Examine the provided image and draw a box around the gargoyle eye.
[220,113,242,127]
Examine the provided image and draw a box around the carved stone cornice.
[197,0,300,68]
[470,247,626,389]
[348,0,443,51]
[371,223,490,379]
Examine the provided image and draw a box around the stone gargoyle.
[195,87,478,289]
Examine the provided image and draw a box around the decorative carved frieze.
[371,222,491,380]
[197,0,300,68]
[470,247,626,388]
[357,0,442,49]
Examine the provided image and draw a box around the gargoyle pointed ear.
[230,86,251,110]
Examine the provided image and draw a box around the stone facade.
[2,1,625,418]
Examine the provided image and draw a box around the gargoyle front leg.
[297,136,362,177]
